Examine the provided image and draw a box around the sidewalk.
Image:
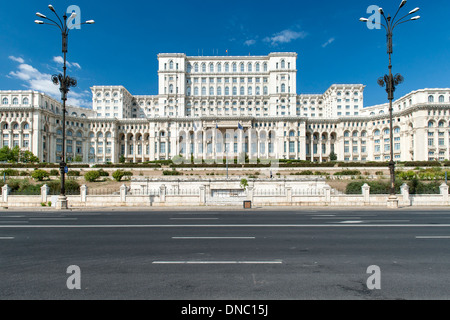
[0,205,448,213]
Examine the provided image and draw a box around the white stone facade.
[1,52,450,163]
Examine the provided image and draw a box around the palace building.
[1,52,450,163]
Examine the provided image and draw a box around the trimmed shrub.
[84,170,100,182]
[67,171,81,177]
[334,170,362,176]
[163,170,182,176]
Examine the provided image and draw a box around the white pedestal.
[56,195,69,210]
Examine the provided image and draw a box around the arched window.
[428,121,435,128]
[169,60,174,70]
[225,87,230,96]
[201,63,206,73]
[76,131,83,138]
[2,98,8,105]
[201,87,206,96]
[263,86,268,95]
[23,123,30,130]
[256,87,260,95]
[240,63,244,72]
[383,128,390,135]
[394,127,401,134]
[247,63,252,72]
[232,87,237,96]
[97,132,104,138]
[281,60,285,69]
[209,63,214,73]
[13,123,19,130]
[225,63,229,72]
[232,63,237,72]
[344,131,350,137]
[439,95,445,103]
[428,95,434,103]
[169,84,174,94]
[194,87,199,96]
[23,98,29,105]
[209,87,214,96]
[255,63,260,72]
[240,87,245,96]
[2,124,8,130]
[71,112,77,117]
[67,130,73,137]
[281,84,286,93]
[217,87,222,96]
[289,131,295,137]
[187,64,192,73]
[248,87,253,96]
[361,131,367,137]
[194,63,199,72]
[106,132,112,138]
[186,87,191,96]
[12,98,18,105]
[352,131,358,137]
[438,121,445,128]
[263,63,268,72]
[217,63,222,72]
[57,129,63,136]
[374,130,381,136]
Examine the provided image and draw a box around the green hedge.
[346,179,446,195]
[334,170,362,176]
[94,163,161,168]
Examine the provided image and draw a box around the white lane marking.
[170,218,219,220]
[152,261,282,264]
[1,224,450,228]
[0,237,14,240]
[29,218,78,221]
[172,237,255,240]
[416,236,450,239]
[0,221,29,224]
[338,221,363,224]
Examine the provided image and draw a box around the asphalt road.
[1,208,450,300]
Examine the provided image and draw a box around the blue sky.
[0,0,449,109]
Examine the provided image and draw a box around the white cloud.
[263,29,307,46]
[322,37,335,48]
[8,59,90,108]
[9,56,25,64]
[244,39,257,46]
[53,56,82,69]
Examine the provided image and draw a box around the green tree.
[119,155,126,164]
[31,169,49,182]
[329,151,338,162]
[240,178,249,190]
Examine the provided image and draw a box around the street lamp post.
[35,5,94,209]
[360,0,420,208]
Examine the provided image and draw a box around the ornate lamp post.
[360,0,420,207]
[35,5,94,209]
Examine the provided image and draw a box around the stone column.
[400,183,410,204]
[286,187,292,203]
[2,184,9,203]
[159,184,166,203]
[324,185,331,204]
[41,184,50,203]
[120,184,127,202]
[199,185,206,205]
[80,184,88,203]
[440,183,449,203]
[362,183,370,205]
[247,186,254,202]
